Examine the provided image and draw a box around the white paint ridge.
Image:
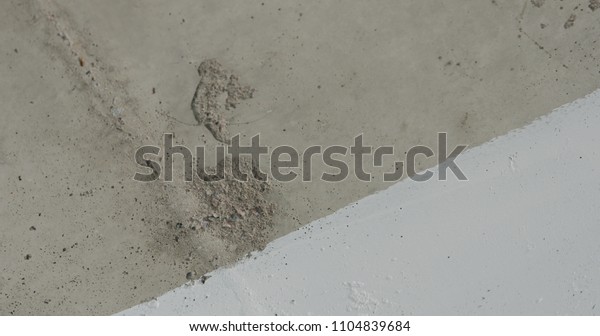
[120,90,600,315]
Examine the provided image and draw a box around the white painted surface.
[121,90,600,316]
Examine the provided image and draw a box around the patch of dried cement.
[191,59,254,144]
[564,14,576,29]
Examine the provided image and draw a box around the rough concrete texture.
[1,0,600,315]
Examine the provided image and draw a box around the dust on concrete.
[191,59,255,144]
[590,0,600,11]
[146,156,276,282]
[191,157,275,252]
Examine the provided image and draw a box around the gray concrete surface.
[1,0,599,315]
